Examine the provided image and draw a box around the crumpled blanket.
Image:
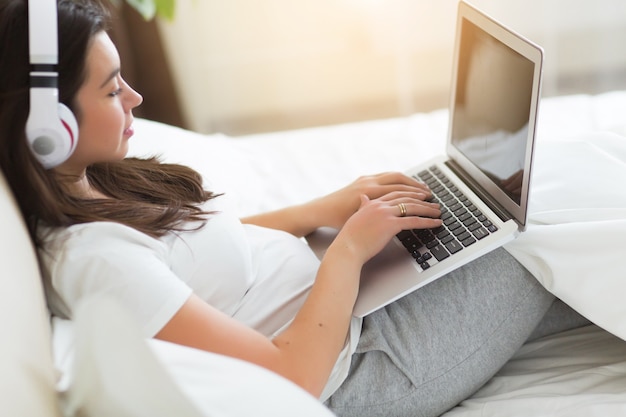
[505,131,626,341]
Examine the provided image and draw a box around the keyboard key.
[462,236,477,247]
[472,227,489,240]
[441,193,455,203]
[444,216,458,226]
[452,226,466,237]
[462,217,477,227]
[445,240,463,254]
[430,244,450,261]
[426,240,439,249]
[458,212,473,222]
[441,234,455,244]
[397,230,413,240]
[453,207,467,216]
[468,222,483,232]
[432,226,446,235]
[448,221,462,231]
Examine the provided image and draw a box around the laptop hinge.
[444,160,513,223]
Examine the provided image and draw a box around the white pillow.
[148,340,336,417]
[53,297,335,417]
[0,172,61,417]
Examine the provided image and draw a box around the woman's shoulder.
[40,221,167,256]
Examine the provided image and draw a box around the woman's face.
[61,31,143,171]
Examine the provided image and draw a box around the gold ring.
[398,202,407,217]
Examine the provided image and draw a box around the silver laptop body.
[307,1,544,318]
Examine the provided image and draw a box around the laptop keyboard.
[396,165,498,271]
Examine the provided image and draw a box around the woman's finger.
[390,200,441,219]
[372,171,424,187]
[376,190,433,202]
[367,172,432,194]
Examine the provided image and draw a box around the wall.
[156,0,626,135]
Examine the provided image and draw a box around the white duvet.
[506,132,626,342]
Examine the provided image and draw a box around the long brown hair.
[0,0,219,247]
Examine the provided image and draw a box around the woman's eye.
[109,88,123,97]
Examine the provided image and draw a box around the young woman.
[0,1,588,415]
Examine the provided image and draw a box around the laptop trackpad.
[306,228,423,317]
[355,237,423,317]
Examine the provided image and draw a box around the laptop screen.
[447,1,543,229]
[451,18,535,205]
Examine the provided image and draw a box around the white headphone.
[25,0,78,169]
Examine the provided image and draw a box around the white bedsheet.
[127,91,626,415]
[447,324,626,416]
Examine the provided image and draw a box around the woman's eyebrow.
[99,68,121,88]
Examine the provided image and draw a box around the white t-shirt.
[40,211,362,400]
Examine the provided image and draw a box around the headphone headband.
[28,0,58,65]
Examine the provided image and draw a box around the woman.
[0,1,587,415]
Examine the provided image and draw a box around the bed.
[5,91,626,417]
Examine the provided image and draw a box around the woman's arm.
[156,191,442,397]
[241,172,432,237]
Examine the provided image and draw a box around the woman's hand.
[310,172,434,231]
[328,190,442,265]
[241,172,435,237]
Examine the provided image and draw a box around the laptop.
[306,0,544,318]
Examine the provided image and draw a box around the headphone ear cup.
[25,98,79,169]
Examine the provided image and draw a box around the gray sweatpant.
[325,248,589,417]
